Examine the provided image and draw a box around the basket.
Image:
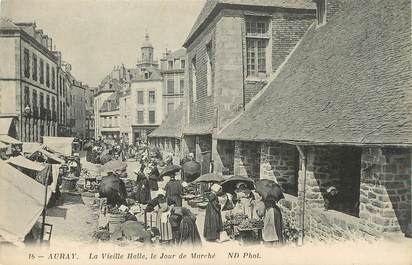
[108,213,126,233]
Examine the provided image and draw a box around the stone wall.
[150,137,182,164]
[234,141,260,180]
[260,142,299,195]
[359,147,411,237]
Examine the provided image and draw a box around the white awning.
[0,118,13,135]
[6,155,46,172]
[0,135,22,145]
[0,161,51,244]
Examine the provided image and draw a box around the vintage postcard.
[0,0,411,264]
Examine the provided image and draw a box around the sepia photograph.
[0,0,411,264]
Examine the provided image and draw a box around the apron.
[262,207,278,242]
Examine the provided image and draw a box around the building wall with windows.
[0,20,59,142]
[160,48,186,119]
[128,79,162,143]
[70,80,87,138]
[182,5,315,173]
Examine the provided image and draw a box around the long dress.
[135,174,151,204]
[262,204,284,243]
[179,208,202,246]
[148,167,160,191]
[156,206,173,241]
[203,193,222,241]
[165,179,183,206]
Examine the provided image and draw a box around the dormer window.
[168,61,174,70]
[144,72,151,79]
[316,0,327,26]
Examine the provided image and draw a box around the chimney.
[41,35,49,48]
[47,37,53,51]
[35,29,43,44]
[314,0,345,26]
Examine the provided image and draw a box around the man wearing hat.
[165,171,184,207]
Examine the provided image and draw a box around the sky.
[0,0,205,87]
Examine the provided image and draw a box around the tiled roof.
[162,48,186,60]
[184,122,214,135]
[100,92,120,112]
[218,0,412,145]
[149,104,184,138]
[130,66,161,81]
[183,0,315,47]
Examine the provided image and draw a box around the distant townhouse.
[0,19,59,142]
[160,48,186,117]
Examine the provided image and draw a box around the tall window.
[181,59,185,69]
[46,63,50,87]
[137,91,144,104]
[168,61,174,70]
[46,95,50,115]
[32,90,37,108]
[39,59,44,84]
[246,17,269,78]
[180,79,184,94]
[137,111,144,124]
[206,42,213,96]
[149,111,155,124]
[167,80,174,94]
[51,67,55,90]
[24,86,30,108]
[40,92,44,109]
[148,91,155,104]
[23,49,30,78]
[191,56,197,102]
[32,54,37,81]
[167,102,174,113]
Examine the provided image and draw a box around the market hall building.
[150,0,411,241]
[217,0,412,240]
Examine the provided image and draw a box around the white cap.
[182,181,188,188]
[156,189,166,197]
[211,183,222,194]
[327,186,337,193]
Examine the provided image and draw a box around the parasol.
[221,175,255,193]
[182,160,201,175]
[159,164,181,177]
[255,179,284,202]
[192,173,224,184]
[99,160,127,174]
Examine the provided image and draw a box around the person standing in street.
[165,172,183,207]
[133,166,151,205]
[203,184,223,241]
[262,195,284,245]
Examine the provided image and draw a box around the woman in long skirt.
[262,196,284,245]
[203,192,222,241]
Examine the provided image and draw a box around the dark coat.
[179,209,202,246]
[135,174,151,204]
[203,193,222,241]
[165,179,183,206]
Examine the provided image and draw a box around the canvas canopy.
[0,142,7,149]
[7,155,46,172]
[0,118,13,135]
[0,161,51,245]
[42,137,74,156]
[0,135,22,145]
[30,148,65,164]
[22,142,41,154]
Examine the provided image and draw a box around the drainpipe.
[296,145,307,246]
[241,18,246,111]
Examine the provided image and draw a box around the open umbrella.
[192,173,224,184]
[255,179,284,202]
[99,160,127,174]
[159,164,181,177]
[182,161,201,175]
[221,175,255,193]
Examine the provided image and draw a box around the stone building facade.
[0,19,59,142]
[181,1,316,174]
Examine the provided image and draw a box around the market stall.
[0,161,52,245]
